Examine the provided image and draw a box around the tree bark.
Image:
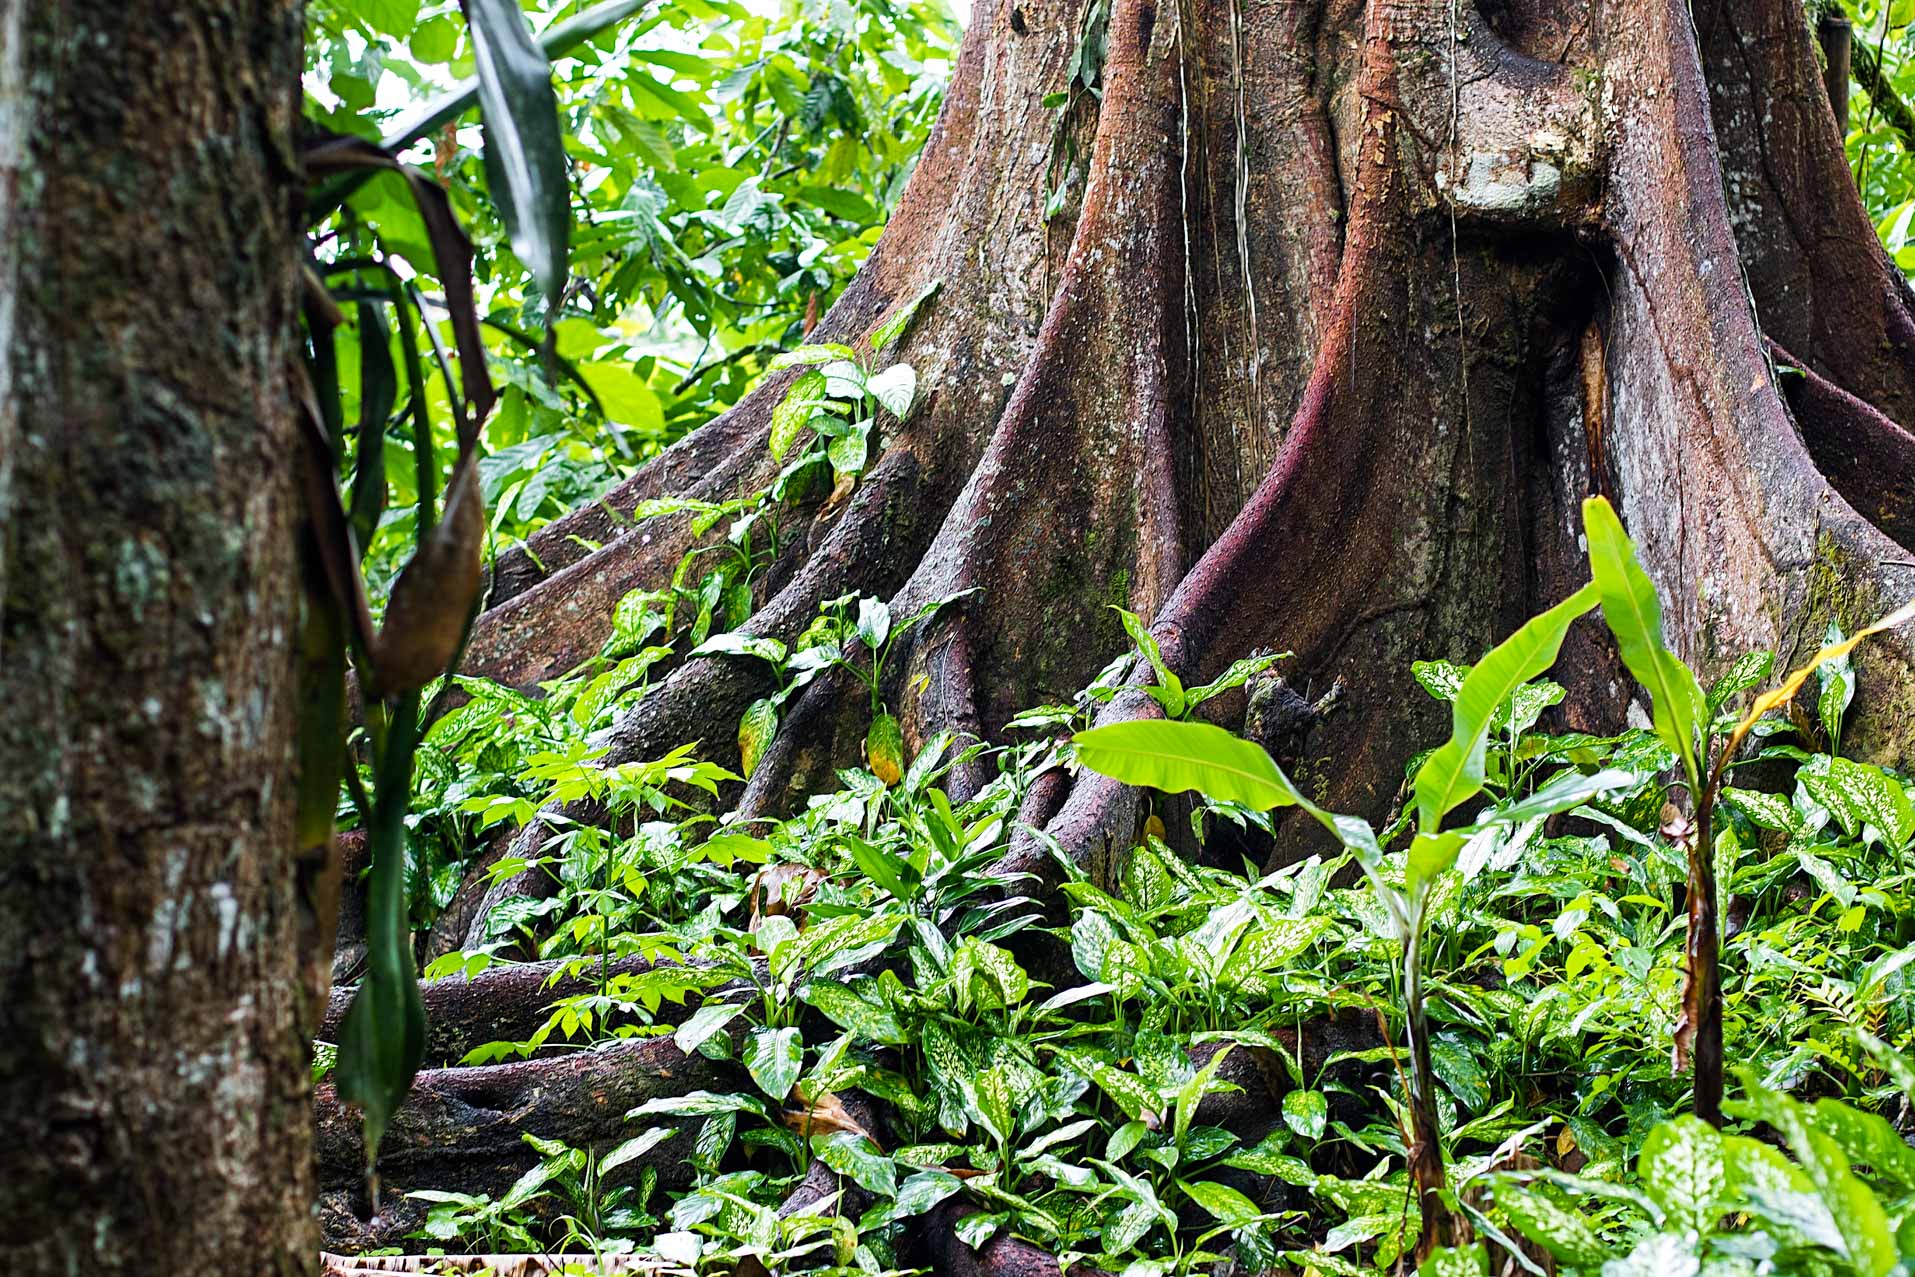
[0,1,312,1271]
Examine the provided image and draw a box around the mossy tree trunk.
[320,0,1915,1259]
[0,0,316,1271]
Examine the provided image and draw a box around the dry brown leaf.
[748,862,821,933]
[780,1088,876,1144]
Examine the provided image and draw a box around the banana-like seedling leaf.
[1073,718,1401,928]
[368,452,485,697]
[464,0,572,305]
[1413,581,1600,833]
[1582,496,1706,788]
[335,698,428,1180]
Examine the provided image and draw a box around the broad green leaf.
[1800,755,1914,848]
[466,0,572,304]
[1282,1089,1329,1140]
[601,1126,674,1174]
[1583,496,1706,786]
[892,1168,963,1217]
[767,343,857,371]
[1180,1179,1263,1226]
[1066,1053,1157,1121]
[1413,581,1600,832]
[1417,1244,1488,1277]
[868,280,939,351]
[972,1066,1017,1143]
[1706,648,1774,717]
[769,369,828,459]
[814,1130,897,1196]
[737,697,777,779]
[1637,1115,1723,1238]
[629,1090,768,1119]
[866,364,917,419]
[1073,719,1291,811]
[674,1001,744,1056]
[800,979,909,1046]
[1598,1232,1700,1277]
[1495,1184,1607,1266]
[1075,718,1397,924]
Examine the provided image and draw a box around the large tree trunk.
[0,0,313,1271]
[450,0,1915,860]
[330,0,1915,1257]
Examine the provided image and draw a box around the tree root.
[317,1036,728,1250]
[318,953,733,1067]
[924,1202,1111,1277]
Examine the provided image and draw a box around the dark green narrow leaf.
[335,697,428,1182]
[348,299,396,554]
[379,0,650,155]
[304,138,495,427]
[464,0,572,305]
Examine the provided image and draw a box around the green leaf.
[601,1126,674,1174]
[768,343,858,371]
[1583,496,1705,786]
[1074,719,1396,918]
[800,979,909,1046]
[1638,1114,1723,1238]
[1818,621,1856,748]
[1495,1184,1607,1266]
[769,369,828,460]
[1800,755,1915,848]
[1113,607,1184,715]
[1281,1089,1328,1141]
[893,1168,963,1217]
[737,697,777,779]
[866,364,917,419]
[465,0,572,304]
[1412,582,1600,832]
[814,1130,897,1196]
[1180,1179,1263,1226]
[674,1002,744,1057]
[629,1090,768,1119]
[1066,1052,1157,1121]
[335,703,427,1165]
[1073,719,1291,811]
[1416,1244,1488,1277]
[868,280,939,351]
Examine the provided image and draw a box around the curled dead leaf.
[780,1089,875,1144]
[368,454,484,698]
[748,863,821,933]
